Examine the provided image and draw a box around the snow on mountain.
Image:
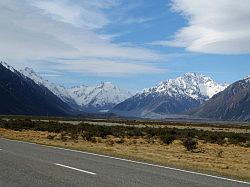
[0,62,72,116]
[143,73,227,100]
[112,73,228,118]
[19,67,225,115]
[68,82,133,111]
[0,61,16,73]
[67,85,96,106]
[20,67,133,112]
[244,75,250,82]
[193,76,250,121]
[20,67,73,104]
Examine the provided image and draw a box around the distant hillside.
[192,77,250,121]
[0,61,73,116]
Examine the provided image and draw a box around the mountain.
[20,67,77,107]
[192,77,250,121]
[20,68,132,113]
[0,62,73,116]
[111,73,227,118]
[68,82,133,112]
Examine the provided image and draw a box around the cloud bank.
[155,0,250,54]
[0,0,164,75]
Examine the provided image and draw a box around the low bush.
[106,139,115,146]
[228,133,247,144]
[116,138,125,144]
[182,137,198,151]
[0,119,249,147]
[70,133,78,140]
[204,133,225,145]
[160,134,176,144]
[47,134,56,140]
[81,132,93,141]
[60,133,67,142]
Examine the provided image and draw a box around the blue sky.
[1,0,250,92]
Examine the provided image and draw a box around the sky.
[1,0,250,92]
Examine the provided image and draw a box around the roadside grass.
[0,119,249,181]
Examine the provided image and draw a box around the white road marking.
[55,163,96,175]
[0,148,2,151]
[1,137,249,185]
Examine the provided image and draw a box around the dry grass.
[0,128,249,181]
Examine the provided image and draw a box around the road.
[0,138,249,187]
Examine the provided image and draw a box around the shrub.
[106,139,115,146]
[60,133,67,142]
[183,137,198,151]
[47,134,56,140]
[70,133,78,140]
[229,134,247,144]
[217,150,223,158]
[116,138,125,144]
[245,142,250,148]
[160,134,176,145]
[206,133,225,145]
[0,118,249,147]
[90,137,97,143]
[81,132,93,141]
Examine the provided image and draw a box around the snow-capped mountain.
[143,73,227,100]
[193,76,250,121]
[1,61,17,73]
[0,62,73,116]
[112,73,227,118]
[68,82,133,112]
[20,67,75,105]
[20,67,133,112]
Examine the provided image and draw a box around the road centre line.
[54,163,96,175]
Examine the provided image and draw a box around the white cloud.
[123,17,155,25]
[32,0,112,29]
[109,1,157,25]
[0,0,165,75]
[53,59,165,75]
[41,73,62,77]
[155,0,250,54]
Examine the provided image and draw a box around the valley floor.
[0,127,249,181]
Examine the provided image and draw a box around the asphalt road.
[0,138,249,187]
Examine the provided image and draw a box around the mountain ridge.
[192,76,250,121]
[20,67,76,106]
[0,61,73,116]
[20,67,133,113]
[112,73,227,118]
[3,61,249,121]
